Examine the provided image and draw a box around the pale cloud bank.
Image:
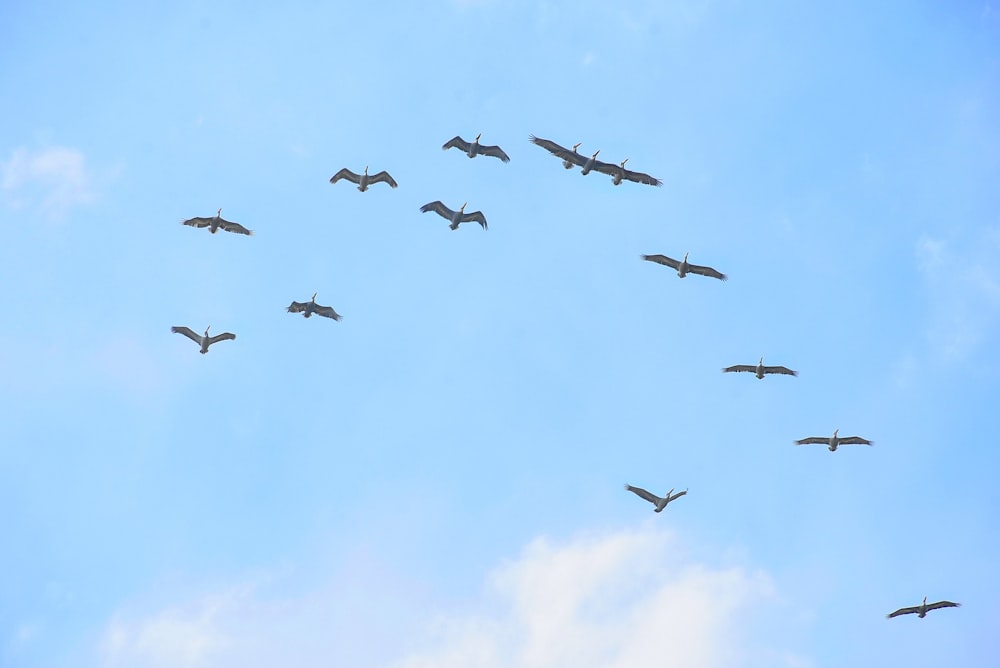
[0,146,96,217]
[99,526,800,668]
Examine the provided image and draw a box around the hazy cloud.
[0,146,96,218]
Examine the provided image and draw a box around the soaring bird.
[887,597,961,619]
[794,429,873,451]
[723,357,798,379]
[641,253,727,281]
[597,158,663,187]
[442,133,510,162]
[181,209,253,236]
[529,135,603,172]
[419,201,488,231]
[624,484,688,512]
[287,292,342,321]
[329,166,397,191]
[171,325,236,354]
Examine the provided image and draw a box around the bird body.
[329,165,397,191]
[723,356,798,379]
[624,484,688,512]
[420,201,488,231]
[887,597,961,619]
[795,429,873,451]
[171,325,236,354]
[641,252,727,281]
[287,292,342,321]
[181,208,253,236]
[442,133,510,162]
[529,135,593,170]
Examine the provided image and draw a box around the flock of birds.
[172,132,959,623]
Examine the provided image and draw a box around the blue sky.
[2,1,998,666]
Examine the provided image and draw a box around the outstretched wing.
[722,365,756,373]
[624,484,661,506]
[329,168,360,185]
[794,437,828,446]
[667,489,688,502]
[688,263,728,281]
[462,210,488,230]
[181,216,213,229]
[171,326,200,343]
[529,135,586,166]
[641,254,681,270]
[287,301,309,313]
[218,218,253,235]
[622,167,663,187]
[839,436,873,446]
[208,332,236,345]
[480,144,510,163]
[926,600,960,612]
[442,135,471,152]
[369,171,398,188]
[313,304,342,321]
[762,365,798,376]
[420,201,454,219]
[886,606,920,619]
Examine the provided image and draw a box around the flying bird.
[887,597,961,619]
[529,135,587,169]
[723,357,798,379]
[624,484,688,512]
[329,166,398,191]
[442,133,510,162]
[794,429,873,451]
[641,253,727,281]
[287,292,342,321]
[419,201,488,231]
[171,325,236,354]
[181,209,253,236]
[598,158,663,187]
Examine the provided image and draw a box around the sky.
[2,1,999,666]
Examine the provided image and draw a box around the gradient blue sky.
[2,1,999,666]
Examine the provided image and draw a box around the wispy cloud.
[0,146,97,218]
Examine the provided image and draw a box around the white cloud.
[0,146,97,217]
[97,527,795,668]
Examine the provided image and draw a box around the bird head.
[922,596,927,605]
[666,487,674,498]
[216,208,222,216]
[833,429,839,437]
[475,132,482,141]
[683,252,690,261]
[311,292,318,301]
[621,159,629,168]
[759,356,764,364]
[204,326,211,335]
[592,150,600,158]
[364,165,369,174]
[572,142,582,151]
[460,202,467,212]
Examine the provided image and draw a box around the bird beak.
[217,208,222,215]
[312,292,318,300]
[461,202,467,210]
[573,143,581,150]
[593,150,600,157]
[476,133,482,141]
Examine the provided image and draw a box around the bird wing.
[722,365,756,373]
[369,171,398,188]
[218,218,253,235]
[886,606,920,618]
[181,216,213,229]
[208,332,236,345]
[588,157,621,175]
[839,436,873,446]
[329,168,360,184]
[171,326,200,343]
[762,365,798,376]
[313,304,342,321]
[926,600,961,611]
[287,301,308,313]
[794,437,827,445]
[624,484,661,505]
[687,263,728,281]
[462,210,488,230]
[667,489,688,502]
[442,136,471,152]
[622,167,663,187]
[641,254,681,270]
[480,144,510,163]
[529,135,586,166]
[420,201,454,219]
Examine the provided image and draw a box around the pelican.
[329,166,398,191]
[561,142,583,168]
[171,325,236,354]
[529,135,598,171]
[794,429,873,451]
[286,292,342,321]
[419,201,488,231]
[887,597,961,619]
[598,158,663,187]
[723,357,798,379]
[624,484,688,512]
[181,209,253,236]
[641,253,727,281]
[442,133,510,163]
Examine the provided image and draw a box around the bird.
[887,597,961,619]
[529,135,600,172]
[794,429,873,451]
[597,158,663,187]
[442,133,510,163]
[171,325,236,354]
[624,484,688,512]
[181,209,253,236]
[419,201,488,231]
[641,253,727,281]
[287,292,342,321]
[723,357,798,379]
[329,166,397,191]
